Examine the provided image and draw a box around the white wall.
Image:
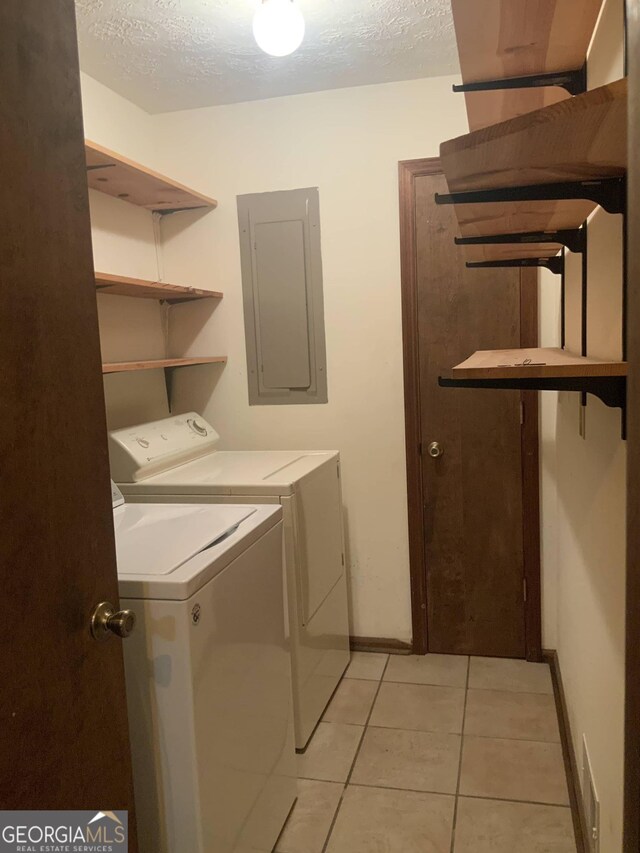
[539,267,561,649]
[81,73,468,643]
[539,1,627,848]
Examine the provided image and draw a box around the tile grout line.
[449,656,471,853]
[320,654,392,853]
[364,677,552,696]
[298,775,572,809]
[343,725,560,745]
[453,731,561,745]
[345,676,553,697]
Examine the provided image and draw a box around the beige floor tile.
[384,653,469,687]
[465,689,560,742]
[275,780,344,853]
[459,736,569,805]
[326,785,454,853]
[469,657,553,694]
[297,722,364,783]
[453,797,576,852]
[370,682,465,734]
[323,679,378,725]
[350,726,461,793]
[344,651,388,681]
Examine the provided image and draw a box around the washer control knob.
[188,419,208,437]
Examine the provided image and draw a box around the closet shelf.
[451,0,603,130]
[454,227,585,264]
[102,357,227,375]
[95,272,223,303]
[439,348,627,409]
[440,79,627,193]
[102,357,227,412]
[437,79,627,259]
[85,141,218,213]
[442,348,626,380]
[459,240,562,264]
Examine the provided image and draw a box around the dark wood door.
[0,0,138,835]
[407,166,537,659]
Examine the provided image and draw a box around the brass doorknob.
[428,441,444,459]
[91,601,136,641]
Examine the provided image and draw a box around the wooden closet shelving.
[438,78,627,263]
[439,0,627,414]
[441,78,626,192]
[85,140,218,213]
[88,140,225,404]
[451,0,604,131]
[102,357,227,410]
[443,348,626,380]
[439,348,627,409]
[102,357,227,375]
[95,272,223,303]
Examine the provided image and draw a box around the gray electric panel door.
[237,187,328,405]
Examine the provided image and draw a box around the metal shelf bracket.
[452,65,587,97]
[455,228,586,254]
[438,375,627,411]
[466,256,564,275]
[435,178,626,215]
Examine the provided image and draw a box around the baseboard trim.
[543,649,588,853]
[350,636,412,655]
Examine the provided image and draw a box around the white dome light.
[253,0,305,57]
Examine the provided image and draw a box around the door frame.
[624,1,640,848]
[399,157,542,661]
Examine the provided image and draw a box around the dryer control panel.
[109,413,220,482]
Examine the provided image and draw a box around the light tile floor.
[275,652,577,853]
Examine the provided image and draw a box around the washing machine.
[111,483,296,852]
[109,413,351,749]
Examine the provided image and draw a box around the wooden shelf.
[85,141,218,213]
[95,272,223,304]
[439,347,627,410]
[442,79,627,193]
[439,79,627,258]
[450,197,595,246]
[443,348,627,380]
[451,0,603,130]
[462,239,563,264]
[102,357,227,375]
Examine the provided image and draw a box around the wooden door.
[0,0,138,835]
[400,159,541,660]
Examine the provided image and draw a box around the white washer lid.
[113,503,256,576]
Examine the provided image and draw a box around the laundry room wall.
[539,0,627,848]
[81,72,468,644]
[538,267,561,650]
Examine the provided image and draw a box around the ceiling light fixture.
[253,0,305,57]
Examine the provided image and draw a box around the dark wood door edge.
[399,158,542,659]
[520,269,543,662]
[543,650,588,853]
[399,157,443,656]
[625,1,640,848]
[350,636,413,655]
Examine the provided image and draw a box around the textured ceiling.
[76,0,459,113]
